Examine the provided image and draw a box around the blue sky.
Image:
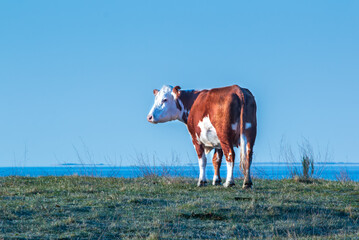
[1,1,358,167]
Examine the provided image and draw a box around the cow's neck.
[177,90,200,124]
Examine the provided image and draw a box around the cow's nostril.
[147,115,153,122]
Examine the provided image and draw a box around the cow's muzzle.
[147,115,157,124]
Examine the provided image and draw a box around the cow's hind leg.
[222,145,235,187]
[212,149,223,185]
[241,133,255,189]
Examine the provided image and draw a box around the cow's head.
[147,85,182,124]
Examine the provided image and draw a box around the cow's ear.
[153,89,159,95]
[173,86,181,98]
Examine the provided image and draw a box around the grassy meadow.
[0,176,358,239]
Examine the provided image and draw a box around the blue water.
[0,162,358,181]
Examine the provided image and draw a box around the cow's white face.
[147,85,182,124]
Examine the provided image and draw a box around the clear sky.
[1,1,358,167]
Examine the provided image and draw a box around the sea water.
[0,162,358,181]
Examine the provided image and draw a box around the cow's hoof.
[212,179,222,186]
[223,181,235,188]
[197,180,207,187]
[242,182,253,189]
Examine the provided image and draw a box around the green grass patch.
[0,176,358,239]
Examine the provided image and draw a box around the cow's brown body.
[177,85,257,188]
[148,84,257,188]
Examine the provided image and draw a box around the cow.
[147,85,257,189]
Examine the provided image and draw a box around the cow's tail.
[236,89,247,175]
[239,103,247,175]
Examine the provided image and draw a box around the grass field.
[0,176,358,239]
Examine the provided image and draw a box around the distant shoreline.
[0,161,357,168]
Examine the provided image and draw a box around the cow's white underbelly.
[197,116,221,149]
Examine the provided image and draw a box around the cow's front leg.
[194,144,207,187]
[222,145,235,187]
[212,149,223,185]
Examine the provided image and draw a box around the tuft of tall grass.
[133,151,189,179]
[280,138,330,182]
[300,154,314,180]
[336,168,352,183]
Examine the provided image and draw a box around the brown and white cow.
[147,85,257,189]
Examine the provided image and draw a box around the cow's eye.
[162,99,167,103]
